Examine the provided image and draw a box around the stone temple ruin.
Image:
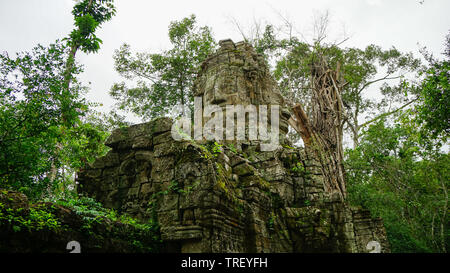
[76,39,389,253]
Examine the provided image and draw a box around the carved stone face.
[194,39,291,137]
[202,66,239,106]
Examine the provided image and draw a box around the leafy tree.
[273,40,421,147]
[62,0,116,125]
[0,0,116,199]
[110,14,216,120]
[234,18,422,147]
[345,113,449,252]
[415,32,449,139]
[245,20,448,252]
[0,42,86,198]
[50,0,116,196]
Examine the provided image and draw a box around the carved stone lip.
[161,225,203,241]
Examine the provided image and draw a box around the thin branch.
[359,97,419,129]
[357,74,402,95]
[228,16,249,42]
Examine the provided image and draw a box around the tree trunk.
[48,0,94,189]
[440,179,448,253]
[290,55,347,200]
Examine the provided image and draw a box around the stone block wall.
[77,117,389,253]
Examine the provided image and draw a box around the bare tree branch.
[359,97,419,129]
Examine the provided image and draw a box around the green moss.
[217,179,228,193]
[257,177,270,190]
[184,179,201,194]
[215,162,231,194]
[190,141,215,160]
[291,162,306,174]
[282,144,296,150]
[214,162,245,210]
[229,61,244,67]
[266,212,276,233]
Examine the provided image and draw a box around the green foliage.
[253,25,278,56]
[56,195,161,252]
[0,42,83,198]
[345,116,449,252]
[266,212,276,233]
[0,202,61,232]
[110,14,216,120]
[345,36,449,252]
[227,143,238,154]
[282,144,295,150]
[205,141,223,157]
[416,51,449,139]
[60,120,110,170]
[248,24,422,146]
[0,191,161,252]
[84,109,131,133]
[212,142,223,155]
[68,0,116,53]
[168,180,184,194]
[0,41,110,200]
[0,1,117,200]
[291,162,305,174]
[56,195,157,227]
[68,14,102,53]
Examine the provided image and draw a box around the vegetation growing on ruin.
[0,0,448,253]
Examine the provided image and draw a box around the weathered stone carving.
[77,40,389,253]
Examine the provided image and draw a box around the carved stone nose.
[211,89,227,105]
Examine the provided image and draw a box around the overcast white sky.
[1,0,449,124]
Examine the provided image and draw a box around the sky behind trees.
[1,0,449,123]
